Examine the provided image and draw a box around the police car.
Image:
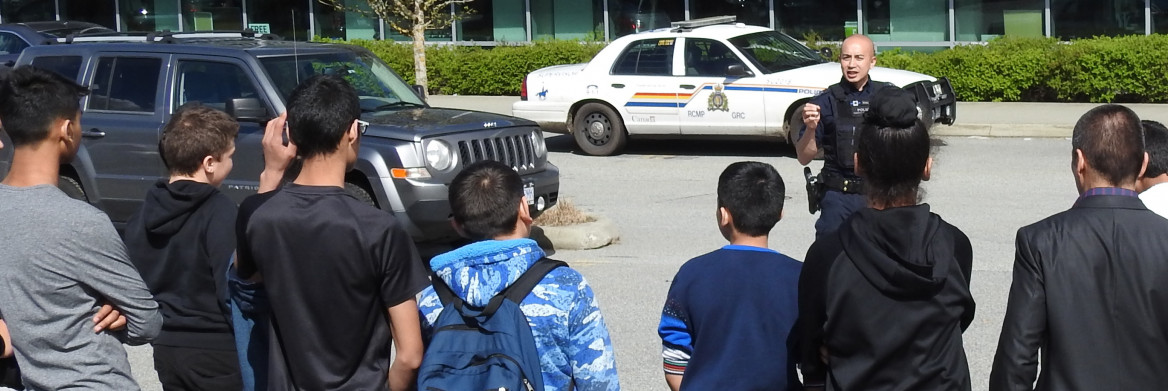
[512,16,956,156]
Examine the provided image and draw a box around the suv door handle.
[82,129,106,138]
[611,83,625,88]
[680,84,695,89]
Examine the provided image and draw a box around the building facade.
[1,0,1165,48]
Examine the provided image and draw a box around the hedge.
[320,34,1168,103]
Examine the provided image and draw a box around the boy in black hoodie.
[797,87,975,391]
[124,104,242,390]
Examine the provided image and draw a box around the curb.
[934,124,1073,138]
[531,217,620,251]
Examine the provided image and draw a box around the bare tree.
[318,0,472,95]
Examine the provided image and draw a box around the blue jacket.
[418,238,620,391]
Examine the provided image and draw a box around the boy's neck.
[728,233,769,249]
[293,154,348,187]
[2,146,62,187]
[169,174,210,184]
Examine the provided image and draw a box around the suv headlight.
[424,140,453,171]
[531,130,547,158]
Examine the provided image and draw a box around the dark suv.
[0,21,114,67]
[0,31,559,242]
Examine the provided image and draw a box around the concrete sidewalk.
[428,95,1168,138]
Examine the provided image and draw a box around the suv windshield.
[728,31,823,74]
[260,51,425,112]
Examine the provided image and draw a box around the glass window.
[863,0,950,42]
[30,56,83,81]
[611,38,675,76]
[259,52,424,111]
[0,0,55,23]
[690,0,770,28]
[956,0,1045,41]
[89,57,161,113]
[683,38,748,76]
[0,32,28,55]
[459,0,525,41]
[608,0,684,38]
[531,0,605,40]
[727,31,823,73]
[776,0,856,41]
[60,0,118,31]
[120,0,182,32]
[1156,0,1168,34]
[1052,0,1145,39]
[174,61,262,112]
[246,0,310,40]
[315,0,379,40]
[182,0,244,32]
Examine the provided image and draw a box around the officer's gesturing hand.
[803,102,821,131]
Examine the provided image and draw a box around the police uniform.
[800,78,888,237]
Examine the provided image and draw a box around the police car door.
[607,37,681,135]
[675,38,767,135]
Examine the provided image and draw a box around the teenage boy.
[658,161,802,391]
[417,160,620,391]
[123,104,242,390]
[0,66,162,390]
[236,75,428,390]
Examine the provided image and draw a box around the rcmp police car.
[513,16,956,156]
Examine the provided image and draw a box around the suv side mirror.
[726,64,752,77]
[226,98,270,122]
[820,47,833,59]
[412,84,426,99]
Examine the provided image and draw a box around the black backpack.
[417,258,566,391]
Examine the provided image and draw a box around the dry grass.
[533,198,596,227]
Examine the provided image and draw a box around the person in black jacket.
[797,87,975,391]
[989,105,1168,391]
[124,104,242,390]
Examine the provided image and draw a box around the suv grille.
[458,135,537,171]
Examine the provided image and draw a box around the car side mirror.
[226,98,270,123]
[820,47,833,59]
[726,64,752,77]
[412,84,426,100]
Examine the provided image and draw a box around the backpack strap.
[431,272,459,307]
[481,257,567,318]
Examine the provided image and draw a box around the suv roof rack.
[670,15,737,31]
[55,30,282,44]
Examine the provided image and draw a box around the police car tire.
[344,181,377,208]
[573,103,627,156]
[58,175,88,202]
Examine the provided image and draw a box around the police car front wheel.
[572,103,628,156]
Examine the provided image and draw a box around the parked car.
[0,21,114,66]
[0,31,559,242]
[513,16,956,156]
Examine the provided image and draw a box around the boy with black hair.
[1137,120,1168,218]
[236,74,428,390]
[0,66,162,390]
[123,103,242,390]
[417,160,621,391]
[658,161,802,391]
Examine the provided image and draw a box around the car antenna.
[292,9,300,85]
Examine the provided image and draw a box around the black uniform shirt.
[237,183,429,391]
[800,78,878,176]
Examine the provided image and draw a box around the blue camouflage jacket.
[418,238,620,391]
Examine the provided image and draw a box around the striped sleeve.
[659,291,693,375]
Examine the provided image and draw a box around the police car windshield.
[260,51,425,111]
[728,31,824,74]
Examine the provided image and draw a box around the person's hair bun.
[864,87,918,128]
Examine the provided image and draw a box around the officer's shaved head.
[842,34,876,57]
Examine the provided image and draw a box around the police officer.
[795,34,888,238]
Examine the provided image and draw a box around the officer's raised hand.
[803,102,821,131]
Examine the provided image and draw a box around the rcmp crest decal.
[708,84,729,112]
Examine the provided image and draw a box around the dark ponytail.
[857,87,931,207]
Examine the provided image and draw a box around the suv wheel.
[58,175,87,202]
[573,103,627,156]
[345,182,377,208]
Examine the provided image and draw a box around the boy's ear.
[202,155,217,174]
[450,218,470,239]
[717,206,732,228]
[922,156,933,181]
[518,197,533,226]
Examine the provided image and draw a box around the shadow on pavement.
[545,133,798,159]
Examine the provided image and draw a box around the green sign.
[247,23,271,34]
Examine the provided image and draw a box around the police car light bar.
[670,15,737,30]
